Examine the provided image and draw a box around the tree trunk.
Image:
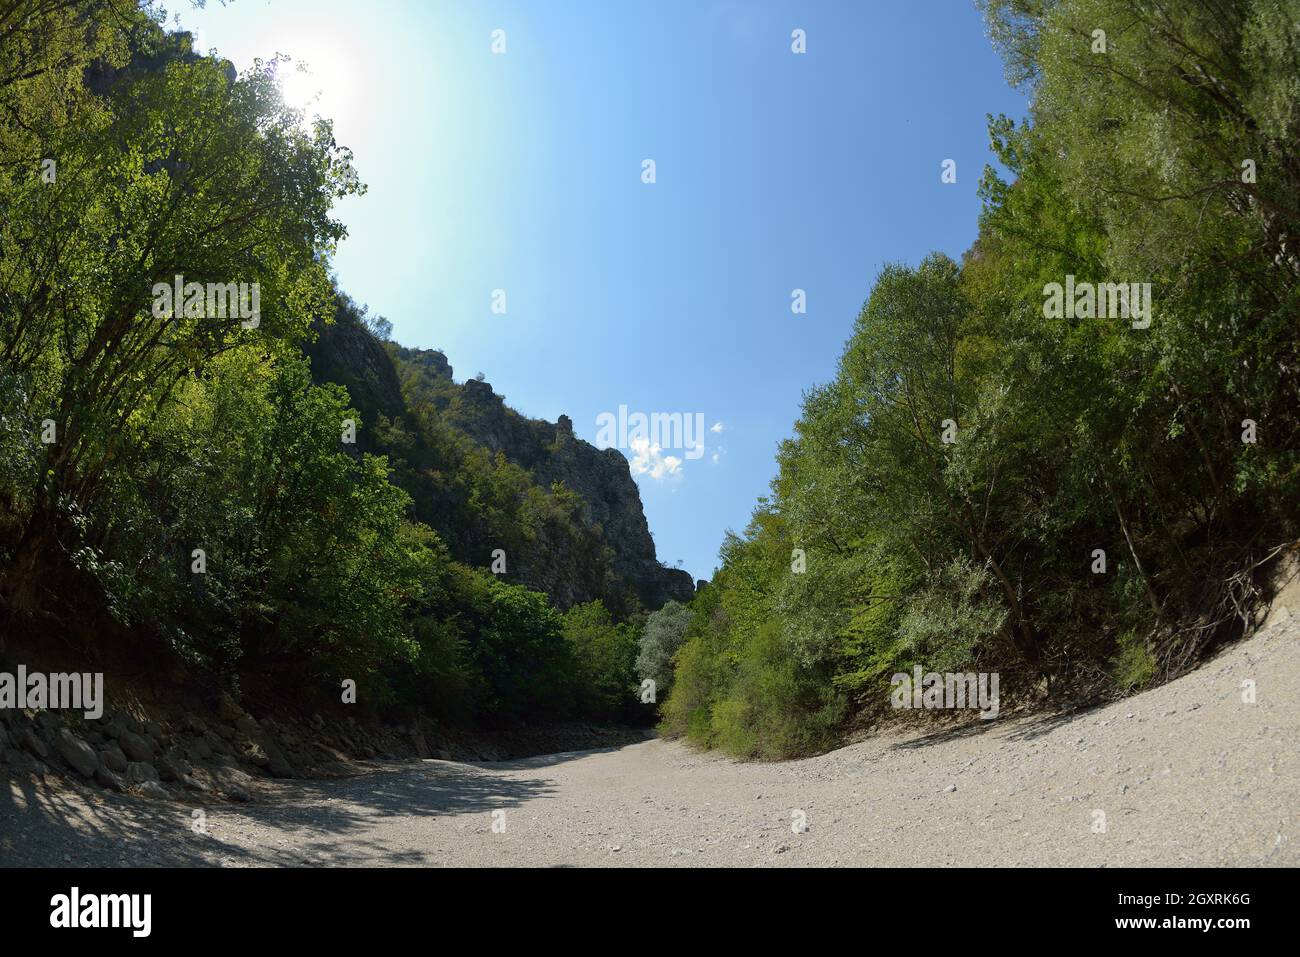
[1,504,58,616]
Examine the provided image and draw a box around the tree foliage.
[0,2,648,728]
[662,0,1300,758]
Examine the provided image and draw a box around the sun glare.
[274,33,360,129]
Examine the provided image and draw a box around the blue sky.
[179,0,1026,582]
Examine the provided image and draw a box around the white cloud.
[710,421,724,433]
[629,437,683,481]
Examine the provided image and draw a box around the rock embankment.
[0,693,647,804]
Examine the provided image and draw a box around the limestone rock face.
[445,373,694,608]
[306,305,696,612]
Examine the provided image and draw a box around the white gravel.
[3,611,1298,867]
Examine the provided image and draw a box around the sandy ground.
[3,611,1298,868]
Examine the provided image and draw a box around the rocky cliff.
[304,303,694,614]
[437,366,696,611]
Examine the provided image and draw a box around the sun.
[274,33,359,127]
[278,59,323,112]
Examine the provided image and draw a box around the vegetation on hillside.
[0,2,654,727]
[660,0,1300,758]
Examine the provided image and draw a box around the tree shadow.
[885,720,1002,751]
[0,756,556,868]
[885,701,1106,752]
[1000,702,1105,742]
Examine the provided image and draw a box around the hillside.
[0,8,692,747]
[303,300,695,613]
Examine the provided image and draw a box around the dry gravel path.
[4,610,1298,867]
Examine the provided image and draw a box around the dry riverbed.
[3,610,1298,867]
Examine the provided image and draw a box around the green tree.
[564,600,639,720]
[2,13,357,609]
[635,599,691,698]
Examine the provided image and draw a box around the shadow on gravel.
[220,760,557,866]
[886,701,1107,752]
[1000,703,1105,742]
[886,721,997,751]
[481,741,642,771]
[1,757,556,867]
[0,771,238,867]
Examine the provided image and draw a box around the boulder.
[157,749,193,782]
[263,741,294,778]
[99,743,128,772]
[226,784,251,802]
[181,713,208,735]
[101,714,126,740]
[55,729,98,778]
[215,767,254,802]
[95,767,126,791]
[119,730,154,762]
[137,780,170,800]
[125,761,160,785]
[20,727,48,760]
